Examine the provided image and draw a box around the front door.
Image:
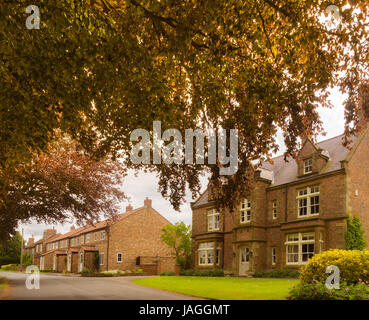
[67,254,71,272]
[239,247,251,276]
[79,253,83,272]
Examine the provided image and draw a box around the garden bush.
[289,280,369,300]
[254,269,300,279]
[179,269,224,277]
[299,249,369,285]
[0,264,19,271]
[160,271,176,276]
[22,254,33,267]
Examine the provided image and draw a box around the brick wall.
[107,207,172,272]
[347,127,369,243]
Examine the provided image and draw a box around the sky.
[19,87,348,242]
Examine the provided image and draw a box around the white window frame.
[81,235,84,245]
[207,209,220,232]
[99,252,105,265]
[272,248,276,265]
[285,232,315,265]
[77,237,80,245]
[117,253,123,263]
[240,199,251,223]
[319,232,324,253]
[304,159,313,174]
[297,186,320,218]
[272,200,277,220]
[86,234,90,244]
[100,230,106,241]
[198,242,219,266]
[71,238,74,246]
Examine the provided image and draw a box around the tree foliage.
[1,1,369,214]
[0,134,126,241]
[0,232,23,265]
[345,214,368,250]
[161,222,192,269]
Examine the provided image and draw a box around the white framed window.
[99,252,105,265]
[272,200,277,220]
[198,242,215,266]
[94,233,97,241]
[71,238,74,246]
[81,235,84,245]
[272,248,276,265]
[77,237,80,245]
[100,230,106,241]
[117,253,123,263]
[297,186,320,217]
[55,242,58,249]
[215,248,221,266]
[285,232,315,265]
[304,159,313,174]
[319,232,324,253]
[207,209,220,232]
[86,234,90,244]
[240,199,251,223]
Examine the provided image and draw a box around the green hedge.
[179,269,224,277]
[1,264,19,271]
[289,280,369,300]
[253,269,300,279]
[160,271,176,276]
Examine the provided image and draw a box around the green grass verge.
[133,276,299,300]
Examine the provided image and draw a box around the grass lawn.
[133,276,299,300]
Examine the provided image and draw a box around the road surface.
[0,271,201,300]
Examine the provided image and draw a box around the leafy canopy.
[1,0,368,212]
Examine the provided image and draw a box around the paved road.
[0,271,200,300]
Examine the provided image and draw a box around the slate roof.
[192,133,357,208]
[260,134,357,187]
[45,207,143,243]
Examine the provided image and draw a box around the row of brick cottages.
[24,198,178,275]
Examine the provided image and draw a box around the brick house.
[25,198,176,274]
[191,125,369,276]
[24,228,60,267]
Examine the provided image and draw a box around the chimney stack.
[28,235,34,246]
[144,197,152,208]
[70,225,75,231]
[126,204,133,212]
[43,228,57,240]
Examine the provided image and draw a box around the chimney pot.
[126,204,133,212]
[70,226,75,231]
[144,197,152,208]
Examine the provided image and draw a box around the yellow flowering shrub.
[300,249,369,284]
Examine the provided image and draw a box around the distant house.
[191,123,369,276]
[25,198,177,274]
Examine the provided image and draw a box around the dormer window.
[304,159,313,174]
